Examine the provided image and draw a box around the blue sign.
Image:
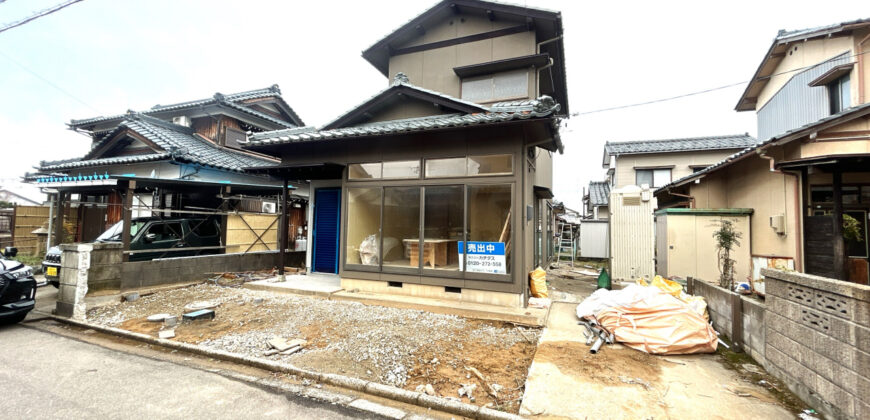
[458,241,507,274]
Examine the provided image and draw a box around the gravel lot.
[87,284,540,411]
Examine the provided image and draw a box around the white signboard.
[458,241,507,274]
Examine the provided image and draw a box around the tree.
[712,219,742,289]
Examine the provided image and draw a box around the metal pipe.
[590,337,604,354]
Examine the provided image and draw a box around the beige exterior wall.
[533,149,553,190]
[613,149,741,188]
[687,156,801,267]
[756,35,854,109]
[387,13,537,99]
[657,213,752,284]
[367,98,453,123]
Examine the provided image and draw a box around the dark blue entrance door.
[313,188,340,273]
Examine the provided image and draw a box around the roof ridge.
[606,133,752,145]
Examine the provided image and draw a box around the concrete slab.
[243,274,343,297]
[519,302,794,419]
[331,291,547,327]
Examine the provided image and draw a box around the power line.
[0,0,83,35]
[0,50,101,113]
[572,49,870,117]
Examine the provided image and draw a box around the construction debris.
[210,269,279,288]
[123,292,140,302]
[183,301,221,312]
[182,309,215,321]
[158,329,176,339]
[164,316,178,327]
[146,313,171,322]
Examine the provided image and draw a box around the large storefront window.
[424,186,463,272]
[383,187,420,268]
[346,187,382,266]
[465,184,511,274]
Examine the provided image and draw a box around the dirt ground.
[87,284,539,413]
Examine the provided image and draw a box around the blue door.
[313,188,340,273]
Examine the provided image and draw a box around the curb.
[49,315,523,420]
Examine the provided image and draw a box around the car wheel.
[1,312,28,325]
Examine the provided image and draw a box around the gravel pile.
[86,284,538,388]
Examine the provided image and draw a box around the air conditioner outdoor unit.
[172,116,192,127]
[261,202,277,214]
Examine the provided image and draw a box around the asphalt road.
[0,324,372,419]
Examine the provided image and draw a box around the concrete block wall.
[691,278,766,364]
[56,243,92,319]
[86,243,123,292]
[762,268,870,420]
[119,251,305,291]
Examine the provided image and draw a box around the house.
[28,86,302,251]
[243,0,567,307]
[653,19,870,420]
[583,181,609,219]
[655,18,870,285]
[603,134,757,191]
[594,134,756,279]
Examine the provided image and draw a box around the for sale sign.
[458,241,506,274]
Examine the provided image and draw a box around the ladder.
[556,221,575,267]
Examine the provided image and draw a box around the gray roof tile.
[245,95,562,148]
[43,114,278,172]
[587,181,610,206]
[605,134,757,156]
[69,85,301,128]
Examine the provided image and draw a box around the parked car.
[0,247,36,324]
[43,217,221,288]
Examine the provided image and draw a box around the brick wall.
[762,268,870,420]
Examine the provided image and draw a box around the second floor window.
[828,75,851,114]
[636,168,671,188]
[461,70,528,103]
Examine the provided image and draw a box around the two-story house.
[242,0,568,308]
[655,18,870,287]
[29,86,302,243]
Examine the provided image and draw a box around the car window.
[192,219,219,237]
[146,222,183,241]
[96,220,148,242]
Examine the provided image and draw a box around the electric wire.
[0,0,83,34]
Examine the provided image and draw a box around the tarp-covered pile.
[576,277,718,355]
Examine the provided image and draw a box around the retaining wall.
[689,277,766,364]
[119,251,305,291]
[762,268,870,420]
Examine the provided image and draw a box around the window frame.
[460,69,530,104]
[424,154,514,179]
[347,160,422,181]
[828,74,851,114]
[635,167,672,188]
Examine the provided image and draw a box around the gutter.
[758,151,803,271]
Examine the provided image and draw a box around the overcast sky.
[0,0,866,209]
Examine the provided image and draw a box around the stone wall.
[690,277,766,364]
[120,251,305,291]
[762,268,870,420]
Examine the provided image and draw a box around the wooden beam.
[121,181,135,262]
[832,170,846,280]
[53,191,65,248]
[391,24,529,56]
[278,178,289,276]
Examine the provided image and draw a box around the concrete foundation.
[340,278,523,308]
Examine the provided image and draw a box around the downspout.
[535,35,561,98]
[758,151,803,271]
[858,33,870,104]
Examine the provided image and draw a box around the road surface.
[0,324,376,419]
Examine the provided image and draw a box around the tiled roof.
[42,114,278,172]
[69,85,301,129]
[656,103,870,193]
[587,181,610,206]
[775,18,870,42]
[605,134,757,156]
[244,95,562,149]
[322,76,489,129]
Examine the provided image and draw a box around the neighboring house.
[602,134,758,191]
[656,18,870,286]
[28,86,299,243]
[243,0,567,307]
[596,134,756,280]
[583,181,609,220]
[0,186,42,206]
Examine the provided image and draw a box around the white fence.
[579,220,609,258]
[609,185,657,280]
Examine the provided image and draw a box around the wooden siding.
[14,205,80,256]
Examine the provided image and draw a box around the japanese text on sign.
[458,241,506,274]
